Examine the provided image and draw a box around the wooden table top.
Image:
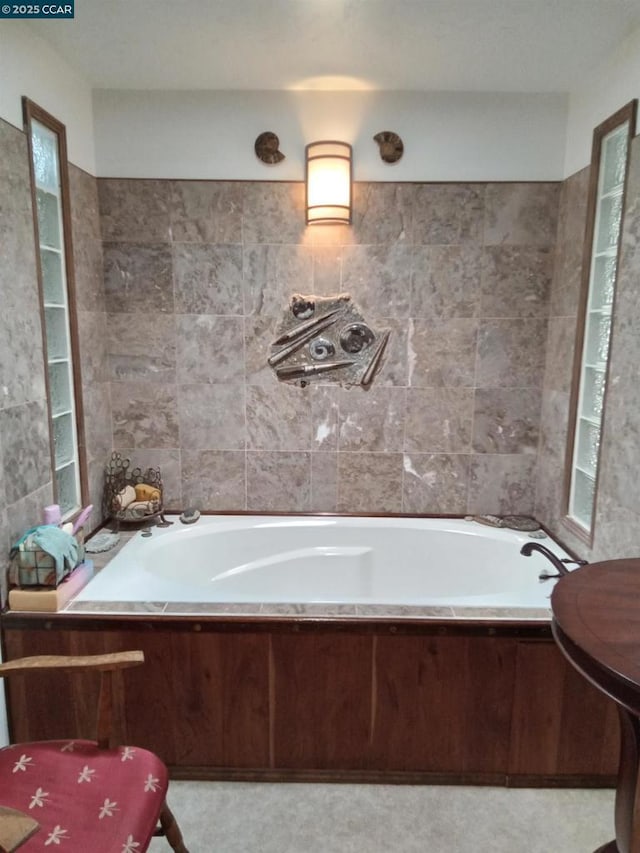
[551,558,640,716]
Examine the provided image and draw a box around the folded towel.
[11,525,84,586]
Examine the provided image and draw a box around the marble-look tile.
[452,606,551,621]
[85,457,109,531]
[408,319,478,387]
[542,316,577,394]
[534,446,567,536]
[173,244,243,315]
[484,183,560,246]
[310,385,339,450]
[0,401,51,504]
[82,383,113,459]
[404,388,473,452]
[337,387,406,452]
[312,246,343,295]
[369,318,409,387]
[243,244,313,316]
[246,451,310,511]
[77,311,109,385]
[166,603,263,616]
[354,604,456,619]
[73,236,106,313]
[537,389,570,462]
[111,382,179,448]
[116,448,182,509]
[410,184,484,245]
[245,384,312,451]
[341,244,412,318]
[476,319,547,388]
[178,384,246,450]
[480,247,552,317]
[472,388,541,454]
[310,452,338,511]
[169,181,243,243]
[107,312,176,383]
[67,601,168,614]
[592,495,640,562]
[351,183,412,245]
[467,454,537,515]
[0,430,5,510]
[0,134,40,317]
[337,453,403,513]
[103,243,174,313]
[242,182,306,244]
[69,165,101,243]
[411,245,482,319]
[175,315,245,384]
[181,449,246,509]
[304,222,352,248]
[402,453,470,513]
[5,482,54,546]
[0,311,46,408]
[98,179,171,242]
[550,167,590,318]
[597,393,640,519]
[245,315,279,386]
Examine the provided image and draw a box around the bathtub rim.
[71,510,575,619]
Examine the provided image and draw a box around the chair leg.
[158,801,189,853]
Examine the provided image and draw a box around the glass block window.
[25,100,86,520]
[566,103,636,538]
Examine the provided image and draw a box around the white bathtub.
[76,515,573,609]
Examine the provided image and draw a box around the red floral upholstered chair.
[0,651,188,852]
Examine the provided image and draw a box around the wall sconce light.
[305,140,352,225]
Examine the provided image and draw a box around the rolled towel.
[125,500,158,518]
[112,484,136,513]
[135,483,161,502]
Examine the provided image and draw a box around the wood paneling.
[508,640,618,778]
[1,620,619,784]
[372,635,515,773]
[271,633,372,769]
[3,627,271,770]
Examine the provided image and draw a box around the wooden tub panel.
[371,635,516,774]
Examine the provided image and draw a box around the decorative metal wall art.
[269,294,390,387]
[373,131,404,164]
[254,131,285,164]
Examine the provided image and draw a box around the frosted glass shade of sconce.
[305,140,352,225]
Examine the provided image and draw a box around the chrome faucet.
[520,542,588,580]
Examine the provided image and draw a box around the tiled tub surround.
[100,179,559,515]
[0,118,109,605]
[0,117,53,601]
[535,137,640,562]
[68,514,563,619]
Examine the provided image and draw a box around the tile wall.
[536,137,640,560]
[99,178,559,514]
[68,164,109,531]
[0,118,53,599]
[3,108,640,563]
[0,117,108,603]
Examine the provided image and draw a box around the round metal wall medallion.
[309,337,336,361]
[340,323,375,354]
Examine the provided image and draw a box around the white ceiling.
[29,0,640,93]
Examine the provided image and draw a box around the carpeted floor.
[150,781,615,852]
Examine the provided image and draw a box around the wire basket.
[103,452,167,526]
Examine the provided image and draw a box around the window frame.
[23,96,88,520]
[562,99,637,545]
